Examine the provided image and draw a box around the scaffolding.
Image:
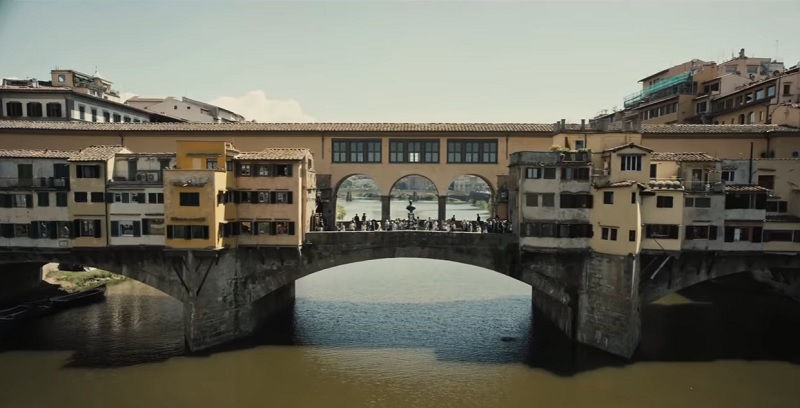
[624,72,693,108]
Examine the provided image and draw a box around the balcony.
[624,72,693,109]
[0,177,69,189]
[683,180,724,193]
[109,171,163,186]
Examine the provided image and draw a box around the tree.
[336,204,347,220]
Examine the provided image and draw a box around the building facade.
[125,96,245,123]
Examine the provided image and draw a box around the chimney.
[560,119,566,131]
[554,121,560,132]
[580,119,586,130]
[739,48,746,59]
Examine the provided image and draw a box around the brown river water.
[1,258,799,408]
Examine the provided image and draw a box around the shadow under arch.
[388,173,440,198]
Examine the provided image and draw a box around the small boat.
[50,284,107,308]
[0,305,32,322]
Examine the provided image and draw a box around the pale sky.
[1,0,798,123]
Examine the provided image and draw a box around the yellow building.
[163,141,238,250]
[68,145,130,247]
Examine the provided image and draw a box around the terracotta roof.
[69,145,129,161]
[0,120,797,134]
[603,142,654,153]
[0,84,72,91]
[651,152,719,162]
[0,148,75,159]
[597,180,648,189]
[725,184,770,193]
[766,214,800,223]
[641,124,799,134]
[235,148,311,161]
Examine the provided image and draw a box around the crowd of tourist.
[321,213,512,234]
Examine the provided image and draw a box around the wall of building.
[69,160,111,247]
[136,98,215,123]
[589,185,640,256]
[0,95,67,119]
[762,221,800,252]
[682,194,725,251]
[236,162,304,247]
[640,190,685,252]
[642,135,770,159]
[163,169,226,249]
[107,186,166,246]
[67,98,150,123]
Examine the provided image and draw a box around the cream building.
[0,149,74,248]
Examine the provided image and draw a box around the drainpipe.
[748,141,754,184]
[764,131,771,158]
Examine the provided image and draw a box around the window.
[526,168,543,179]
[14,224,29,237]
[685,225,717,240]
[78,219,98,237]
[631,192,637,204]
[560,167,590,181]
[114,193,129,203]
[172,225,188,239]
[238,164,251,176]
[27,102,43,117]
[541,193,555,207]
[191,225,208,239]
[257,222,271,235]
[330,139,382,163]
[74,192,87,203]
[447,140,497,163]
[123,116,131,123]
[724,226,755,242]
[179,192,200,206]
[601,227,618,241]
[763,230,794,242]
[525,193,538,207]
[255,165,270,176]
[103,111,111,122]
[148,192,164,204]
[766,201,788,213]
[275,221,294,235]
[603,191,614,204]
[206,159,218,170]
[685,197,711,208]
[649,163,657,178]
[620,155,642,172]
[755,89,765,100]
[56,192,67,207]
[6,102,23,117]
[389,140,439,163]
[76,165,101,178]
[574,140,585,150]
[257,191,270,203]
[274,191,292,204]
[629,230,636,242]
[783,83,792,96]
[656,196,674,208]
[91,109,97,122]
[695,101,707,114]
[757,175,774,190]
[746,65,758,74]
[226,161,233,171]
[57,222,70,238]
[767,85,775,97]
[117,221,136,237]
[725,66,737,74]
[46,103,62,117]
[748,112,755,124]
[90,192,104,203]
[745,93,753,103]
[560,193,593,209]
[275,164,292,176]
[79,105,85,120]
[725,192,767,210]
[644,224,680,239]
[13,194,31,208]
[722,171,734,182]
[113,113,121,122]
[37,192,49,207]
[143,218,165,235]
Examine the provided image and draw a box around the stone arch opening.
[388,174,439,224]
[445,175,494,225]
[334,174,381,229]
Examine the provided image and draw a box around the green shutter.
[0,224,13,238]
[287,192,293,204]
[26,195,33,208]
[133,221,141,237]
[106,193,114,203]
[93,220,102,238]
[709,226,718,240]
[202,226,209,240]
[288,222,295,235]
[270,222,277,235]
[137,193,146,203]
[73,220,82,238]
[29,221,39,239]
[166,225,174,239]
[49,221,58,239]
[38,192,49,207]
[111,221,119,237]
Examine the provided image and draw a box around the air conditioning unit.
[147,173,158,182]
[135,173,147,181]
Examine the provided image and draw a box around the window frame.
[446,139,498,164]
[179,192,200,206]
[389,140,440,163]
[332,139,382,164]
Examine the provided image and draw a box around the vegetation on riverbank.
[44,267,126,292]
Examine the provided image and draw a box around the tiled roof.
[603,142,654,153]
[724,184,770,193]
[69,145,129,161]
[640,124,799,134]
[0,120,797,134]
[0,84,72,91]
[766,214,800,223]
[598,180,648,189]
[235,148,311,161]
[651,152,719,162]
[0,148,75,159]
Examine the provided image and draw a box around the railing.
[0,177,69,189]
[558,151,591,163]
[624,72,693,108]
[683,180,724,193]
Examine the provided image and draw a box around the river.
[338,198,490,222]
[1,259,800,407]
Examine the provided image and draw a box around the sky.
[1,0,799,123]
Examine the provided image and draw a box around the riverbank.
[43,264,125,292]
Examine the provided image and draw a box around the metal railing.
[0,177,69,189]
[624,72,693,108]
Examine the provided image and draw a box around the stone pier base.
[184,282,296,352]
[0,262,45,302]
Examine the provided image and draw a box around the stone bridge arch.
[331,168,498,197]
[639,252,800,304]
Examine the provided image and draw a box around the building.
[125,96,245,123]
[0,69,183,123]
[107,152,175,246]
[509,142,800,258]
[0,149,74,248]
[705,66,800,126]
[68,145,131,247]
[597,49,792,127]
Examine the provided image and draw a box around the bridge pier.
[380,195,391,222]
[519,251,640,358]
[0,262,47,302]
[438,196,447,222]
